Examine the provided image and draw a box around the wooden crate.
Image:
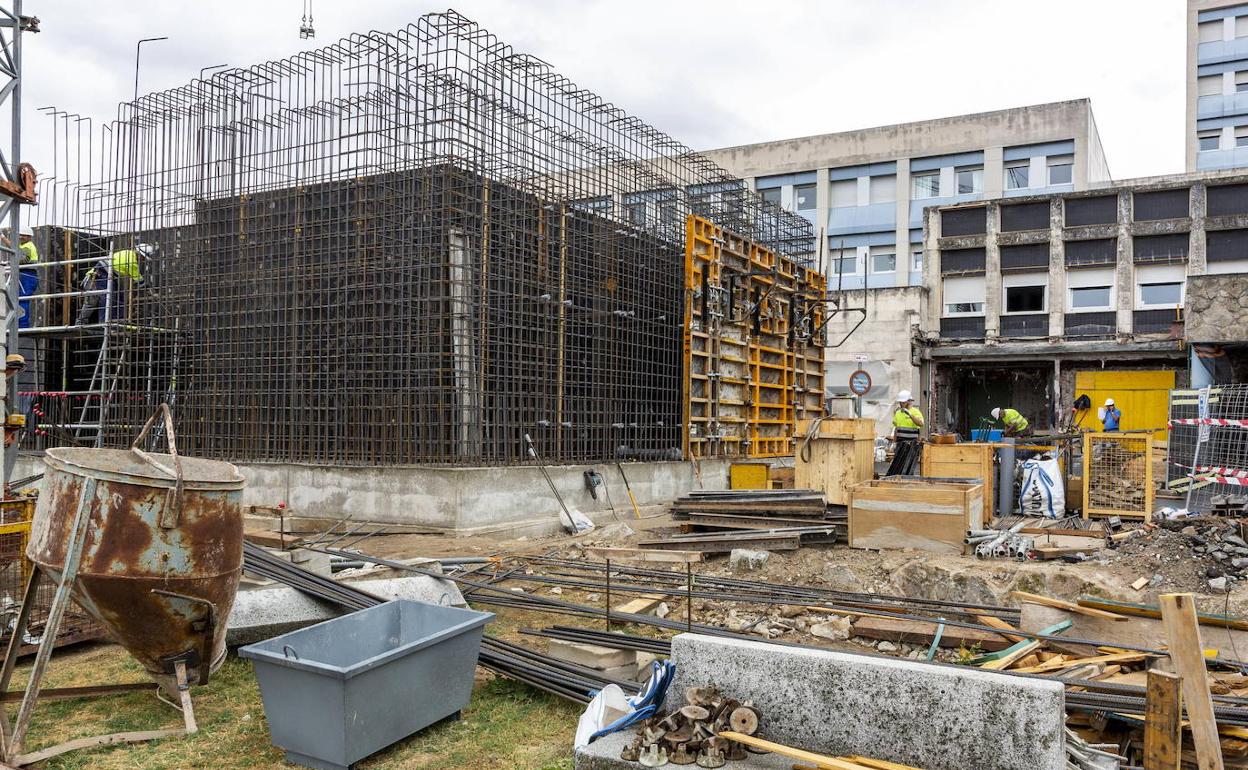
[848,478,984,554]
[794,418,875,506]
[920,442,994,527]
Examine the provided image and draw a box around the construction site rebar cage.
[1082,431,1154,521]
[20,10,818,467]
[1167,384,1248,512]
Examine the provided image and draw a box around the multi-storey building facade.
[1188,0,1248,171]
[921,172,1248,437]
[701,100,1111,429]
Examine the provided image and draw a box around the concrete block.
[226,575,464,647]
[288,548,332,577]
[546,640,636,671]
[663,633,1064,770]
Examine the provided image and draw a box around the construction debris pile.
[1112,517,1248,592]
[618,686,758,767]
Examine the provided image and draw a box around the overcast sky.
[18,0,1184,203]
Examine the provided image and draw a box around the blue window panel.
[1003,140,1074,162]
[1198,92,1248,120]
[1198,38,1248,66]
[910,151,985,173]
[828,202,895,233]
[1196,147,1248,170]
[755,171,816,189]
[907,270,924,286]
[1197,113,1248,131]
[1197,57,1248,76]
[909,228,923,244]
[825,230,895,249]
[826,274,865,291]
[865,272,895,289]
[1199,4,1248,22]
[829,162,897,181]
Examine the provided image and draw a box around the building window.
[794,184,816,211]
[1199,130,1222,152]
[1005,161,1029,190]
[830,179,857,208]
[1238,15,1248,38]
[759,187,781,206]
[945,301,984,315]
[829,249,858,275]
[1200,74,1224,96]
[869,245,896,274]
[869,174,896,204]
[943,275,985,316]
[1005,285,1045,313]
[1237,126,1248,148]
[1202,18,1225,42]
[911,248,923,272]
[1138,281,1183,307]
[955,166,982,195]
[1069,286,1112,310]
[1237,71,1248,93]
[626,202,646,225]
[1047,155,1073,186]
[911,171,940,199]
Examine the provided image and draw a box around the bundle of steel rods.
[242,543,634,704]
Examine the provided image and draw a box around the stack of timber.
[670,489,842,532]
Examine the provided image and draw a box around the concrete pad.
[545,640,637,670]
[226,575,464,646]
[664,633,1065,770]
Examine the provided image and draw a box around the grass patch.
[11,627,581,769]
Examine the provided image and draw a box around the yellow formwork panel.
[730,463,770,490]
[1074,369,1176,441]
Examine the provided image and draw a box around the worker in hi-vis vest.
[76,242,155,325]
[2,227,38,329]
[991,406,1032,438]
[892,390,924,441]
[1098,398,1122,432]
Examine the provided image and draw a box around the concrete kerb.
[576,633,1066,770]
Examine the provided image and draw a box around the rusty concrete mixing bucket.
[26,408,244,694]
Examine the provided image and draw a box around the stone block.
[546,640,636,670]
[663,633,1064,770]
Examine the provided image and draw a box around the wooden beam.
[1078,596,1248,632]
[980,640,1041,670]
[975,614,1027,643]
[717,731,867,769]
[1011,651,1147,675]
[1159,593,1224,770]
[582,546,703,563]
[1145,668,1182,770]
[1011,591,1129,622]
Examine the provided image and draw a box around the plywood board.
[795,418,875,506]
[921,442,994,527]
[850,615,1012,651]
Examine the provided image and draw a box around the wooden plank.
[975,614,1027,643]
[1012,591,1130,622]
[583,546,704,563]
[636,534,802,553]
[1010,651,1147,674]
[849,479,980,554]
[612,593,668,615]
[921,442,993,527]
[980,640,1041,670]
[243,528,292,549]
[849,615,1012,652]
[685,512,832,530]
[1134,577,1152,591]
[1077,597,1248,632]
[1159,593,1224,770]
[1145,668,1182,770]
[717,731,873,770]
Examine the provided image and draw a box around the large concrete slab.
[662,633,1065,770]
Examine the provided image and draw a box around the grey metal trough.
[240,599,492,770]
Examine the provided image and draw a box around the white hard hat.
[136,243,156,257]
[897,390,912,403]
[991,408,1001,419]
[18,227,31,238]
[1104,398,1114,407]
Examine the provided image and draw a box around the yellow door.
[1073,370,1175,441]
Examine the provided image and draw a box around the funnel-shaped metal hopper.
[26,446,244,693]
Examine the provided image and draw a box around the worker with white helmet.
[75,241,156,325]
[2,226,39,328]
[990,406,1031,438]
[1098,398,1122,432]
[888,390,924,476]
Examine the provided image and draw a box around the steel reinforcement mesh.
[25,10,815,466]
[1168,384,1248,512]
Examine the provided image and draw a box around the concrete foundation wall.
[15,454,729,535]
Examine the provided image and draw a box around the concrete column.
[985,201,1001,340]
[1029,157,1046,191]
[923,208,942,334]
[1115,190,1134,336]
[856,176,870,207]
[984,146,1004,198]
[1189,182,1207,276]
[1048,198,1065,338]
[938,166,955,197]
[895,158,911,288]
